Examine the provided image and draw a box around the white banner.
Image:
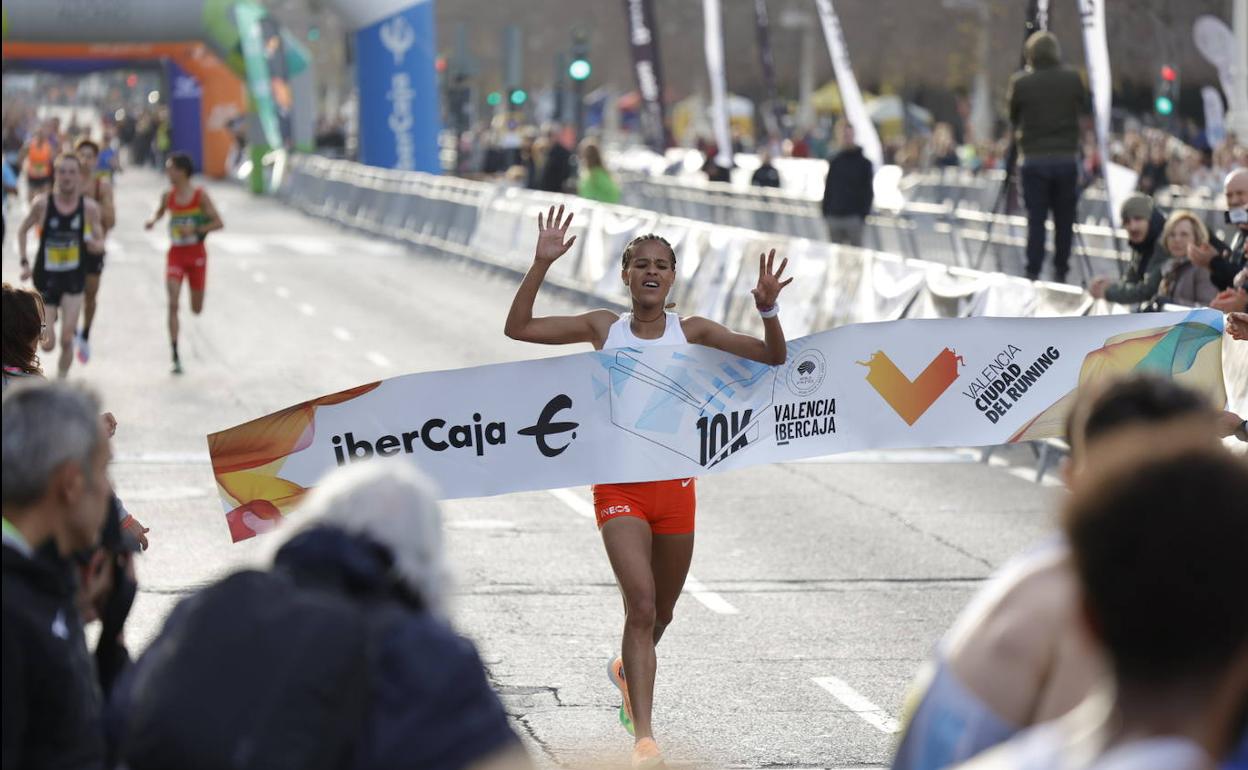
[210,310,1225,541]
[1078,0,1119,226]
[1203,85,1227,147]
[813,0,883,169]
[702,0,734,168]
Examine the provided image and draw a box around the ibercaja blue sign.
[356,0,442,173]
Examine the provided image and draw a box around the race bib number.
[44,236,80,272]
[171,215,200,246]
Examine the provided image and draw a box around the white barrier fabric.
[210,309,1226,541]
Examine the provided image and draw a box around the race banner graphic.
[210,310,1226,542]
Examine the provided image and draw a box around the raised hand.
[751,248,793,309]
[535,204,576,264]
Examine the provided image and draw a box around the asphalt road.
[1,169,1063,770]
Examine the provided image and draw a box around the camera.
[1226,208,1248,225]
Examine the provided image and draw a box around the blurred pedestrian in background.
[750,147,782,189]
[821,120,873,247]
[577,139,620,204]
[1007,31,1088,283]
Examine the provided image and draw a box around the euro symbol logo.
[518,394,579,458]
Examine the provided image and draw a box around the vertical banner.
[1077,0,1121,226]
[753,0,784,138]
[233,2,284,151]
[355,0,442,173]
[1203,86,1227,146]
[166,59,204,172]
[622,0,670,153]
[813,0,883,169]
[702,0,733,168]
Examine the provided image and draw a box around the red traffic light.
[1160,65,1177,82]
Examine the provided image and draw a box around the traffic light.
[509,88,527,106]
[1155,64,1178,116]
[486,91,502,107]
[568,58,591,82]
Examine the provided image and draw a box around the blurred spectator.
[536,125,573,193]
[750,148,782,188]
[821,120,874,247]
[1088,194,1166,308]
[702,148,732,184]
[2,282,46,390]
[2,381,114,769]
[1153,211,1218,308]
[891,375,1221,770]
[956,443,1248,770]
[577,140,620,204]
[930,123,959,169]
[2,158,16,242]
[1135,139,1169,195]
[1189,168,1248,292]
[1007,31,1088,283]
[114,462,530,770]
[1211,267,1248,313]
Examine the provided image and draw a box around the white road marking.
[332,326,353,342]
[365,351,392,368]
[215,236,263,255]
[812,676,901,734]
[446,518,517,531]
[682,576,740,615]
[238,259,251,270]
[298,303,316,316]
[546,488,740,615]
[275,286,291,299]
[252,271,267,284]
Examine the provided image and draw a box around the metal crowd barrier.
[277,155,1246,473]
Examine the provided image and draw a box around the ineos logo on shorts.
[600,505,632,517]
[518,394,579,457]
[786,349,827,396]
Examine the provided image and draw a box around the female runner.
[504,204,792,767]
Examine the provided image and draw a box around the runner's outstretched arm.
[504,204,613,346]
[683,249,792,365]
[16,195,47,281]
[83,199,106,255]
[144,195,167,230]
[97,179,116,232]
[196,191,224,235]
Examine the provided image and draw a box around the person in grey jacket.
[1089,194,1167,309]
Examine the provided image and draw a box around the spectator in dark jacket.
[537,126,573,194]
[1008,31,1089,283]
[114,462,530,770]
[1089,194,1168,309]
[2,381,114,770]
[821,120,874,247]
[750,148,782,188]
[1189,167,1248,292]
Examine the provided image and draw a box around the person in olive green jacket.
[1007,31,1089,283]
[577,140,620,205]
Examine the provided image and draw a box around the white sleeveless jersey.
[603,311,688,349]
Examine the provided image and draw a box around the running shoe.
[608,656,634,736]
[631,737,664,769]
[75,334,90,364]
[171,356,184,375]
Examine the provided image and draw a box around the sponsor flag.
[1077,0,1122,226]
[753,0,784,138]
[210,310,1225,541]
[813,0,883,168]
[622,0,670,152]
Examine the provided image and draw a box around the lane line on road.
[332,326,354,342]
[545,488,740,615]
[366,351,392,368]
[812,676,901,734]
[298,303,316,316]
[275,286,291,299]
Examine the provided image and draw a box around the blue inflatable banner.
[356,0,442,173]
[166,59,204,172]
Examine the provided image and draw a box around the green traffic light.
[487,91,502,107]
[568,59,591,81]
[1155,95,1174,115]
[510,89,527,106]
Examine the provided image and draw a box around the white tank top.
[602,311,688,349]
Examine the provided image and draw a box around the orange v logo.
[857,348,963,426]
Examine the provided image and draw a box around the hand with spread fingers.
[752,248,793,310]
[534,204,576,264]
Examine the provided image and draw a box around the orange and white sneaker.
[608,656,634,735]
[631,737,665,768]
